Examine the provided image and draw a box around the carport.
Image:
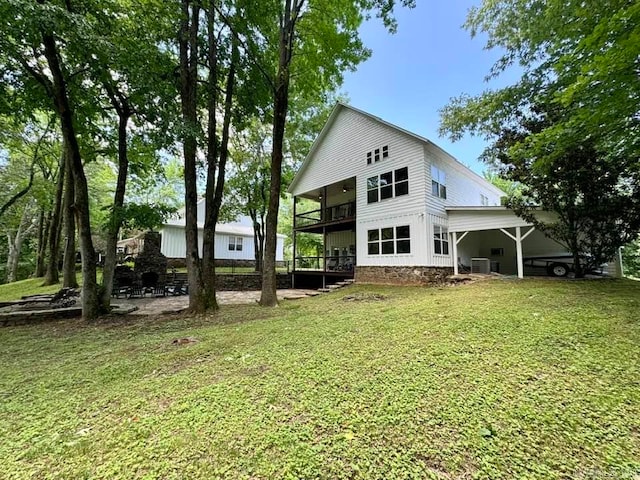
[446,207,555,279]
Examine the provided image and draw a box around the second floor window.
[228,236,243,251]
[431,165,447,199]
[367,167,409,204]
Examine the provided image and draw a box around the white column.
[452,231,458,275]
[515,226,523,279]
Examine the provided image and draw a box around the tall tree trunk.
[62,150,78,288]
[100,84,131,309]
[261,0,298,306]
[6,205,36,283]
[41,28,100,320]
[201,0,220,311]
[43,149,65,285]
[202,32,238,310]
[34,207,49,278]
[6,232,19,283]
[179,0,205,312]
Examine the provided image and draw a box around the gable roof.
[288,102,505,197]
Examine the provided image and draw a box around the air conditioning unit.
[471,257,491,274]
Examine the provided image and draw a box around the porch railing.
[295,201,356,229]
[294,255,356,273]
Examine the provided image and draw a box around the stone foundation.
[166,258,287,269]
[215,273,292,291]
[355,266,453,286]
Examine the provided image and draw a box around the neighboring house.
[159,199,286,266]
[288,103,622,287]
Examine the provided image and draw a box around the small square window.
[368,242,380,255]
[396,225,410,239]
[396,239,411,254]
[382,145,389,158]
[381,240,395,254]
[368,229,379,242]
[381,227,394,240]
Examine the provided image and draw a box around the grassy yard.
[0,277,68,302]
[1,278,639,479]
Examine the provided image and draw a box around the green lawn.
[1,278,639,479]
[0,277,67,302]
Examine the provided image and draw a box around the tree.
[489,105,640,277]
[440,0,639,166]
[227,124,272,271]
[2,199,38,283]
[259,0,415,306]
[0,0,105,319]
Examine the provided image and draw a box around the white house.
[160,199,285,265]
[288,103,622,287]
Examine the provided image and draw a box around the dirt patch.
[342,293,388,302]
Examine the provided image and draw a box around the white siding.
[160,226,255,260]
[160,226,284,261]
[358,213,429,266]
[425,144,503,216]
[326,231,356,254]
[447,209,533,233]
[291,108,426,207]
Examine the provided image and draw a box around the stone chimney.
[134,231,168,286]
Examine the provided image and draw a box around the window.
[368,225,411,255]
[395,167,408,196]
[481,194,489,206]
[431,165,447,199]
[433,225,449,255]
[367,167,409,204]
[367,145,389,165]
[228,236,243,251]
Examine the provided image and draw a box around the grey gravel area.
[113,289,321,315]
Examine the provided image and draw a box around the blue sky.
[340,0,521,175]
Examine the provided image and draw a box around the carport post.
[451,231,469,275]
[515,227,523,279]
[500,226,535,279]
[452,232,458,275]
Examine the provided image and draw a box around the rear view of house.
[288,103,622,288]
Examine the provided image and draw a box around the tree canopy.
[440,0,639,162]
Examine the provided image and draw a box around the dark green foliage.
[622,238,640,278]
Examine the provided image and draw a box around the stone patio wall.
[216,273,292,291]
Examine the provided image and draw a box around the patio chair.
[154,285,167,297]
[128,285,145,299]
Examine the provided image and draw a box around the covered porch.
[292,177,356,288]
